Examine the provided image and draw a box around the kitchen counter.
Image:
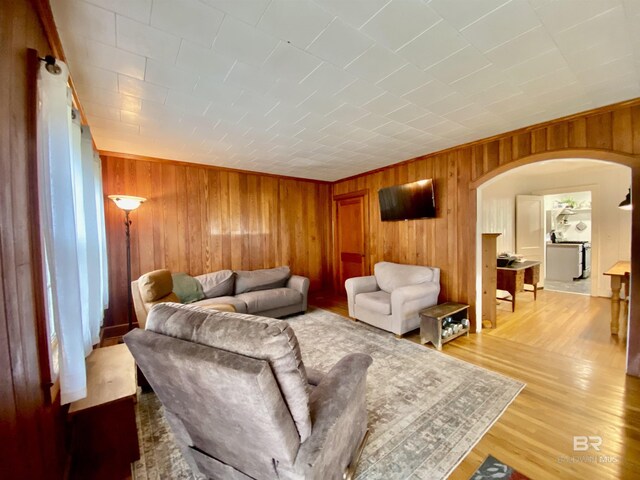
[546,243,582,281]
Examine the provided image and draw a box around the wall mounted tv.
[378,179,436,221]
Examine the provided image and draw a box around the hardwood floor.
[310,289,640,479]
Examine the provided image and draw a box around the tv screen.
[378,179,436,221]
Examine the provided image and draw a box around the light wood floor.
[310,289,640,479]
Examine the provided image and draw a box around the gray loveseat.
[132,266,309,328]
[124,303,372,479]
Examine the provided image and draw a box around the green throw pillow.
[171,272,205,304]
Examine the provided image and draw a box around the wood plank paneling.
[0,1,66,478]
[102,154,332,328]
[332,101,640,339]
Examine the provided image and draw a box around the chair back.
[124,303,312,478]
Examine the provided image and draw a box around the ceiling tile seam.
[114,13,182,63]
[458,0,512,33]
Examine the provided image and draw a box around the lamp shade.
[108,195,146,212]
[618,188,632,211]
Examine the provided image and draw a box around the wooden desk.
[69,344,139,479]
[497,261,541,312]
[604,261,631,339]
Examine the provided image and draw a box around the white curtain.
[37,60,108,405]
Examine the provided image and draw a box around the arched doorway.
[471,149,639,377]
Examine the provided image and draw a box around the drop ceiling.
[51,0,640,181]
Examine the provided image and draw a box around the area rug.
[470,455,530,479]
[133,308,524,480]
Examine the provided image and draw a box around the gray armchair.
[345,261,440,336]
[124,303,372,480]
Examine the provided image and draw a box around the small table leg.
[620,275,630,341]
[532,283,537,301]
[610,276,622,335]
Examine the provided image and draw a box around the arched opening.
[472,149,639,376]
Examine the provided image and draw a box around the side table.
[420,302,470,350]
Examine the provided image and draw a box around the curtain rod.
[38,54,62,75]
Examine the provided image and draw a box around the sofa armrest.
[345,276,378,317]
[287,275,310,311]
[290,353,372,478]
[391,282,440,318]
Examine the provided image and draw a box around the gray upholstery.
[355,290,391,315]
[237,288,302,313]
[345,262,441,336]
[196,270,235,298]
[235,266,291,294]
[124,303,372,480]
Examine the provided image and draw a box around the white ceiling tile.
[262,43,322,83]
[295,112,335,130]
[84,39,146,80]
[266,80,316,105]
[402,79,455,109]
[424,92,468,115]
[376,64,433,97]
[450,66,506,97]
[333,79,386,106]
[518,66,578,95]
[345,45,407,84]
[297,91,343,115]
[471,81,523,107]
[205,103,248,123]
[327,104,369,124]
[351,113,392,130]
[83,101,120,121]
[233,91,279,114]
[118,74,168,102]
[73,64,118,92]
[373,120,410,137]
[88,115,139,134]
[213,15,280,67]
[194,79,243,104]
[534,0,619,35]
[461,0,541,52]
[225,61,275,95]
[84,0,151,23]
[176,40,235,81]
[151,0,224,47]
[504,49,568,84]
[313,0,389,28]
[553,6,628,55]
[295,128,326,143]
[362,92,410,116]
[483,26,556,67]
[165,90,211,115]
[145,59,199,91]
[116,15,180,62]
[258,0,333,48]
[428,0,508,30]
[306,18,374,67]
[426,46,491,84]
[265,103,307,124]
[200,0,270,26]
[299,63,356,95]
[407,112,446,131]
[361,0,440,51]
[385,103,429,123]
[52,0,116,45]
[398,21,469,69]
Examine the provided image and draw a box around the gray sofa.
[124,303,372,480]
[345,262,440,336]
[132,266,309,329]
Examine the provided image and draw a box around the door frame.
[333,189,369,292]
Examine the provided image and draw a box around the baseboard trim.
[102,323,139,339]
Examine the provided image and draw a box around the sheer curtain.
[37,60,109,404]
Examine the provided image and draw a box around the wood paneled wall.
[0,1,66,478]
[332,102,640,344]
[101,154,332,329]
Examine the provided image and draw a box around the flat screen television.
[378,179,436,221]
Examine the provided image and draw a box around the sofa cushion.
[192,296,248,314]
[236,288,302,314]
[234,266,291,295]
[172,272,205,304]
[145,302,312,442]
[196,270,235,298]
[356,290,391,315]
[374,262,435,293]
[138,269,173,302]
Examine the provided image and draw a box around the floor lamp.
[108,195,146,331]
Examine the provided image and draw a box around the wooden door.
[516,195,545,286]
[335,191,368,291]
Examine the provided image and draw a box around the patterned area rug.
[133,308,524,480]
